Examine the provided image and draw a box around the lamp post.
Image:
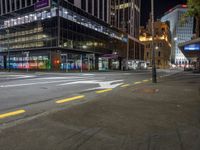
[151,0,157,83]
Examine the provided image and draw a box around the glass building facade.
[161,5,194,65]
[110,0,141,39]
[0,0,131,71]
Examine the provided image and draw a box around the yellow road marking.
[0,110,26,119]
[121,84,130,88]
[96,88,112,94]
[56,95,85,104]
[134,81,142,85]
[142,80,149,82]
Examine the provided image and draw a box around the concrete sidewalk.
[0,72,200,150]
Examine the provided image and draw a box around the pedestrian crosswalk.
[0,75,124,90]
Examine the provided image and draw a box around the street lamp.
[155,46,159,50]
[151,0,157,83]
[174,37,178,41]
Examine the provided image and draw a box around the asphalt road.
[0,70,178,124]
[0,70,199,150]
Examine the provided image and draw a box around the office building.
[0,0,143,71]
[161,4,194,66]
[110,0,141,39]
[140,20,171,69]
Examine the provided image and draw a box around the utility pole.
[151,0,157,83]
[126,37,129,70]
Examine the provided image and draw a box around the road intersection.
[0,70,178,125]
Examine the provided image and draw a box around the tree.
[186,0,200,37]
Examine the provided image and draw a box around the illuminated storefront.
[179,38,200,71]
[7,52,50,70]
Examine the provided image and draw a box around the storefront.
[98,54,121,71]
[60,53,96,71]
[179,38,200,71]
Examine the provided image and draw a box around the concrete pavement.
[0,71,199,150]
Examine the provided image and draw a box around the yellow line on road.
[134,81,142,85]
[0,110,26,119]
[120,84,130,88]
[56,95,85,104]
[96,88,112,94]
[142,80,149,82]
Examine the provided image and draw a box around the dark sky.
[141,0,187,26]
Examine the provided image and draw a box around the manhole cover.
[134,87,159,94]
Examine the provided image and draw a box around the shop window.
[158,60,161,65]
[158,51,161,57]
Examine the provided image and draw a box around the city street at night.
[0,70,200,150]
[0,0,200,149]
[0,70,168,122]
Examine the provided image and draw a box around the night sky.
[141,0,187,26]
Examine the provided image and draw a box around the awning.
[178,38,200,60]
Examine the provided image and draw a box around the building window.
[2,0,6,14]
[22,0,25,7]
[68,0,74,4]
[104,0,107,22]
[33,0,37,4]
[94,0,98,17]
[11,0,15,11]
[158,51,161,57]
[27,0,31,6]
[99,0,103,19]
[88,0,92,14]
[158,60,161,65]
[7,0,11,12]
[16,0,20,9]
[81,0,86,11]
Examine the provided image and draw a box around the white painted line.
[33,77,85,80]
[57,80,100,86]
[58,80,124,90]
[81,74,95,76]
[0,75,34,79]
[0,79,85,88]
